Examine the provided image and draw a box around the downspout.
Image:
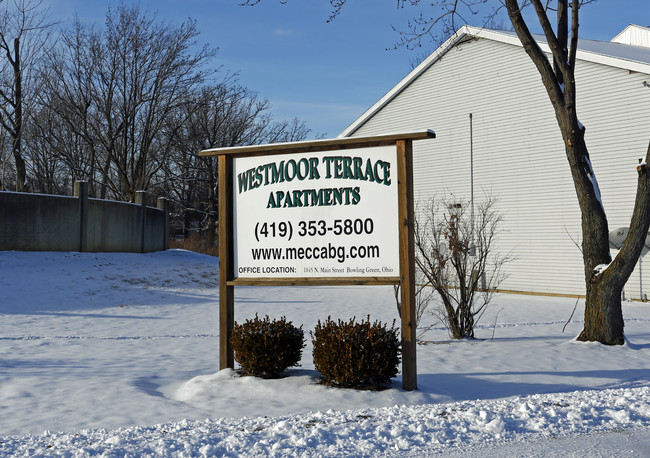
[469,113,475,256]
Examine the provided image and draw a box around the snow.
[593,263,610,276]
[584,156,604,208]
[1,250,650,456]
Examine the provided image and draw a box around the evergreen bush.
[231,314,305,378]
[311,315,401,388]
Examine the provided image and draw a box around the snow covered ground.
[1,250,650,456]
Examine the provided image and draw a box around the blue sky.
[54,1,649,139]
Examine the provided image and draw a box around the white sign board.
[233,145,400,278]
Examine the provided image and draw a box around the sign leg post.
[219,285,234,370]
[397,139,417,391]
[218,155,235,369]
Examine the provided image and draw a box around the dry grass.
[169,232,218,257]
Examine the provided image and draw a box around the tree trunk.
[13,150,26,192]
[580,280,624,344]
[100,152,111,199]
[12,37,25,192]
[565,124,626,345]
[578,141,650,344]
[438,289,462,339]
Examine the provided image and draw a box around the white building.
[340,25,650,300]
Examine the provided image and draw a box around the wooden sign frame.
[200,130,435,391]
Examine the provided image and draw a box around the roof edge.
[338,25,477,138]
[339,25,650,138]
[339,25,533,138]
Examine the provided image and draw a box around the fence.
[0,181,169,253]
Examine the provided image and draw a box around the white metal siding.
[349,37,650,299]
[611,25,650,48]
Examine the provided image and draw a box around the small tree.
[414,194,511,339]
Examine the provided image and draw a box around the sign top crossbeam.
[199,130,435,158]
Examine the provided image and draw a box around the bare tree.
[101,5,216,201]
[501,0,650,345]
[166,83,311,240]
[37,5,215,202]
[406,0,642,345]
[27,3,314,225]
[0,0,54,192]
[33,18,104,197]
[413,195,511,339]
[23,103,73,194]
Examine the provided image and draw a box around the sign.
[233,145,399,278]
[200,130,435,391]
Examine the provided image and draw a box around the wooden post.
[74,181,88,253]
[135,191,146,253]
[397,139,417,391]
[157,197,169,250]
[218,154,235,370]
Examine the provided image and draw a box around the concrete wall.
[0,182,169,253]
[0,193,79,251]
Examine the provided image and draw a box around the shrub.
[414,194,511,339]
[231,314,305,378]
[311,316,401,388]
